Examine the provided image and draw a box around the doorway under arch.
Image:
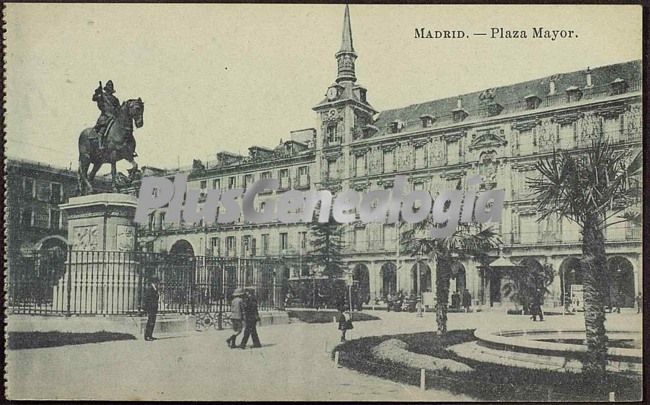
[352,263,371,305]
[380,262,397,298]
[170,239,195,256]
[451,262,466,294]
[410,261,432,294]
[607,256,635,308]
[559,257,582,306]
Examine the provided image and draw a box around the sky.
[5,4,642,174]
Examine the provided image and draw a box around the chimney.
[456,96,463,109]
[549,78,556,96]
[585,67,593,88]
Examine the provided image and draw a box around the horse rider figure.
[92,80,121,149]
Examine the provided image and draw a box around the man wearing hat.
[239,288,262,349]
[226,288,246,349]
[143,274,160,341]
[92,80,121,148]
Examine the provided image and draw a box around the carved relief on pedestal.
[73,225,99,251]
[116,225,135,252]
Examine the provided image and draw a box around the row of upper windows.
[18,177,64,203]
[194,166,310,191]
[17,207,62,230]
[350,114,640,177]
[209,231,308,257]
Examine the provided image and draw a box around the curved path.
[7,310,640,401]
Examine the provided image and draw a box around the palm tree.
[528,134,640,383]
[402,222,500,334]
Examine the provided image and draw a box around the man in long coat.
[226,288,246,349]
[239,289,262,349]
[143,275,160,341]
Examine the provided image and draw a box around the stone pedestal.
[54,193,142,315]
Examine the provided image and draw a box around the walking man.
[462,288,472,313]
[240,289,262,349]
[636,292,642,314]
[226,288,246,349]
[530,288,544,322]
[143,275,160,341]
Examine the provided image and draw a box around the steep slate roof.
[372,60,641,136]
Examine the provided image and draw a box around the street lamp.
[416,254,423,318]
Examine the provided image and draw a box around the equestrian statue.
[78,80,144,195]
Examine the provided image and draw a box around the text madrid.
[134,175,505,239]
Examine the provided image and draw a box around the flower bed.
[332,330,641,401]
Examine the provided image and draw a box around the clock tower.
[313,5,376,190]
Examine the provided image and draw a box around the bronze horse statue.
[78,98,144,194]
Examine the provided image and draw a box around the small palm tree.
[501,261,554,314]
[528,134,640,383]
[403,222,500,334]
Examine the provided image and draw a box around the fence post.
[609,392,615,402]
[217,263,224,330]
[66,249,72,317]
[420,369,426,391]
[334,351,340,367]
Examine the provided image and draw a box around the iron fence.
[7,249,287,316]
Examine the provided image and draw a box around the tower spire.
[339,4,354,54]
[335,5,357,83]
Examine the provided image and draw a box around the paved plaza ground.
[6,309,642,401]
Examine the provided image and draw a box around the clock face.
[327,87,338,100]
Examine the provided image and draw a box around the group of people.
[385,289,473,313]
[450,289,473,312]
[227,288,262,349]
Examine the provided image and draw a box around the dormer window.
[420,114,436,128]
[362,124,379,138]
[452,109,468,123]
[389,121,404,134]
[566,86,583,102]
[609,78,627,95]
[486,102,503,117]
[524,94,542,110]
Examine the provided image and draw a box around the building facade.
[6,159,82,254]
[135,6,642,309]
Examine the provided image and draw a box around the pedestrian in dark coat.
[240,289,262,349]
[530,288,544,321]
[462,289,472,313]
[226,288,246,349]
[143,275,160,341]
[337,306,353,342]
